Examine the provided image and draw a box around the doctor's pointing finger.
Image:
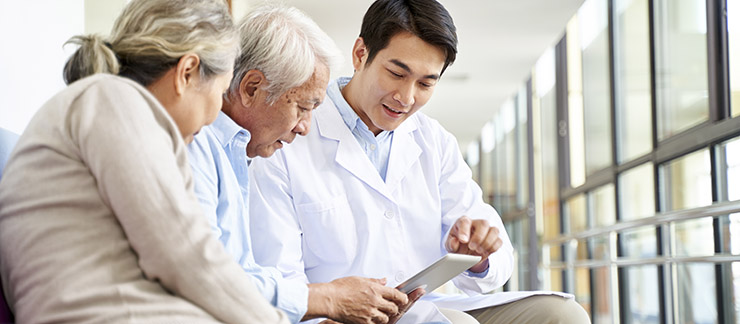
[446,216,504,273]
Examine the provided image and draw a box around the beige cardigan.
[0,74,288,324]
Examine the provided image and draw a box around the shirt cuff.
[275,277,310,324]
[464,258,490,278]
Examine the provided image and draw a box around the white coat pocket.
[296,194,358,264]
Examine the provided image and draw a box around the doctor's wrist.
[468,258,489,273]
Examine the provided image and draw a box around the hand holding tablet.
[395,253,482,294]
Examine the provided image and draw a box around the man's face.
[347,31,446,135]
[245,63,330,158]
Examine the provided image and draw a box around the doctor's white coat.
[248,97,549,321]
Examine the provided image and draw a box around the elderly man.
[187,5,415,324]
[247,0,590,323]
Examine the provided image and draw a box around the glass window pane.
[725,137,740,201]
[620,226,657,258]
[720,213,740,255]
[580,0,613,175]
[576,239,589,261]
[660,149,712,211]
[592,184,616,227]
[567,16,586,188]
[515,217,531,291]
[565,194,588,233]
[730,0,740,117]
[619,163,656,221]
[673,217,714,257]
[480,122,494,204]
[500,100,517,213]
[549,269,564,292]
[516,85,530,209]
[654,0,710,140]
[535,48,561,240]
[733,262,740,320]
[676,263,717,323]
[592,266,613,324]
[575,267,592,318]
[614,0,653,162]
[623,266,661,323]
[591,235,610,260]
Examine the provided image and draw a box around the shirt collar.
[329,77,392,137]
[210,111,251,149]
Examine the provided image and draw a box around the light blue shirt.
[330,77,394,181]
[188,112,308,323]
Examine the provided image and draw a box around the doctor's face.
[245,63,330,158]
[346,31,446,135]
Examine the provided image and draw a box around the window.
[623,266,661,323]
[619,163,655,221]
[654,0,710,140]
[724,137,740,201]
[730,0,740,117]
[565,194,587,233]
[676,263,718,323]
[592,184,616,227]
[535,48,561,240]
[579,0,613,175]
[660,149,712,212]
[614,0,653,162]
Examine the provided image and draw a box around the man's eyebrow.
[390,59,440,80]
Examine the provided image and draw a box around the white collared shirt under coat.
[248,86,516,301]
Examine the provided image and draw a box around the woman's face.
[178,70,233,143]
[149,54,234,143]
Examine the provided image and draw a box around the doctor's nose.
[393,83,415,108]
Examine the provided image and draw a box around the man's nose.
[293,112,312,136]
[393,82,415,108]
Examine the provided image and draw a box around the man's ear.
[174,53,200,95]
[239,69,266,107]
[351,37,369,71]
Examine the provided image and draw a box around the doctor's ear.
[239,69,266,107]
[351,37,369,71]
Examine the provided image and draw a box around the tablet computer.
[396,253,482,294]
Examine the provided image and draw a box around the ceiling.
[244,0,586,150]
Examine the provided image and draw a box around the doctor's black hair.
[359,0,458,75]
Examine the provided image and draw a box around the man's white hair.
[229,4,343,104]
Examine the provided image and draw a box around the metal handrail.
[542,200,740,246]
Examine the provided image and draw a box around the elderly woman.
[0,0,288,323]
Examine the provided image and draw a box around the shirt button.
[370,144,376,150]
[395,272,406,282]
[384,210,394,219]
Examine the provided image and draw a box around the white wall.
[0,0,84,134]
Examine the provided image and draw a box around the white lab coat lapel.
[385,119,421,193]
[315,103,395,202]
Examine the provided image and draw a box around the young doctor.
[247,0,590,323]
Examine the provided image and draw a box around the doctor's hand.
[446,216,503,273]
[306,276,409,324]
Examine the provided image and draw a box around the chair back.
[0,127,18,322]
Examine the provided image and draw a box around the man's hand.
[445,216,502,273]
[306,276,409,324]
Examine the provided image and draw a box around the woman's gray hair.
[229,4,343,104]
[63,0,240,86]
